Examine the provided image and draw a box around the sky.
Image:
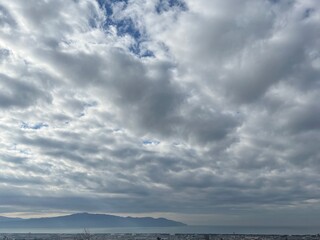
[0,0,320,226]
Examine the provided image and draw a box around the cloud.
[0,0,319,226]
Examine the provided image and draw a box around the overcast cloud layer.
[0,0,320,226]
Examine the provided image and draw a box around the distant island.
[0,213,186,228]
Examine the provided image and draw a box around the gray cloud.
[0,73,52,109]
[0,4,16,30]
[0,0,319,226]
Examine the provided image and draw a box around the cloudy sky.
[0,0,320,226]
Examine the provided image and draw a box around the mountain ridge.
[0,216,22,222]
[0,212,186,228]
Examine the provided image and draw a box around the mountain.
[0,213,186,228]
[0,216,21,222]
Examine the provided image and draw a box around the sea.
[0,226,319,235]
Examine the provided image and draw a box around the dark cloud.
[0,73,52,109]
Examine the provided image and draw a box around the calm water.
[0,226,319,235]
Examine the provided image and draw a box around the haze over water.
[0,226,319,235]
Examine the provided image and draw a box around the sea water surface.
[0,226,319,235]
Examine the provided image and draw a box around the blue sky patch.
[129,43,155,58]
[115,18,141,39]
[98,0,141,39]
[97,0,128,17]
[96,0,154,58]
[20,122,48,130]
[155,0,188,14]
[143,140,160,145]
